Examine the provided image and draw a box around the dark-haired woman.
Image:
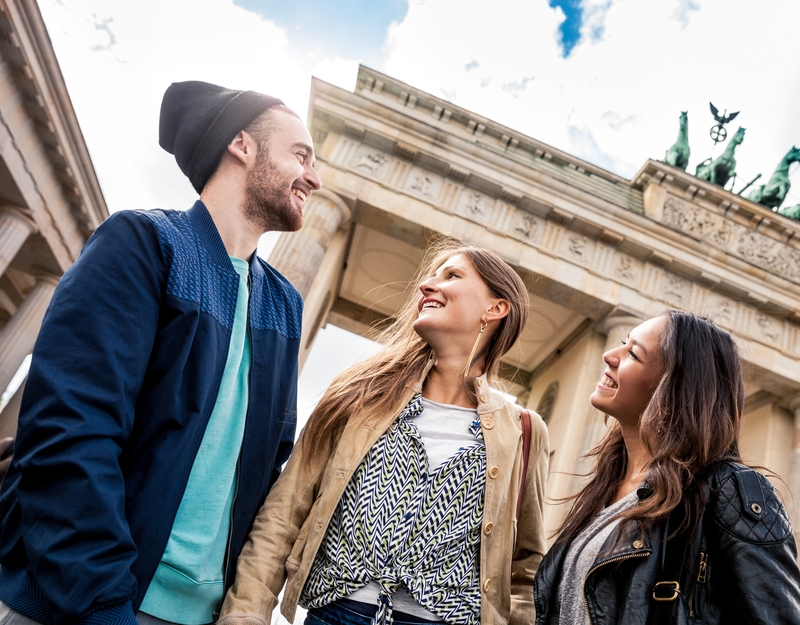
[217,242,549,625]
[534,311,800,625]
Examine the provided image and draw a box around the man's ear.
[226,130,255,165]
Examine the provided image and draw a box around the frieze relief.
[736,230,800,281]
[455,189,497,224]
[403,166,443,202]
[616,255,639,282]
[512,212,538,240]
[660,273,691,306]
[661,194,799,282]
[755,312,782,345]
[350,146,391,179]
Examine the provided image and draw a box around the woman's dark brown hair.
[300,239,529,454]
[556,310,745,543]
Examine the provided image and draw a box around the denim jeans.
[0,600,209,625]
[305,602,441,625]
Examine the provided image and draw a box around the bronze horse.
[695,127,745,188]
[746,146,800,210]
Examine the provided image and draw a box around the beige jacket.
[218,373,549,625]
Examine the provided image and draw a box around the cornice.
[0,0,108,233]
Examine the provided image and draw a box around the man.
[0,81,321,625]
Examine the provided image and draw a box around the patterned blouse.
[300,394,487,625]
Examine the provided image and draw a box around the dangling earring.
[462,318,488,378]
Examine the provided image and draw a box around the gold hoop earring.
[462,318,488,378]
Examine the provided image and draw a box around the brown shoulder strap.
[517,408,532,520]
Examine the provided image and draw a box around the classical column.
[578,314,641,458]
[787,394,800,540]
[0,275,58,394]
[269,189,352,299]
[0,206,37,276]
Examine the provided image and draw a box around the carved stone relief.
[736,230,800,281]
[661,194,799,282]
[568,235,587,259]
[755,312,782,345]
[455,189,496,223]
[660,273,690,306]
[663,196,732,247]
[512,212,538,241]
[403,166,443,202]
[351,147,390,178]
[616,254,638,282]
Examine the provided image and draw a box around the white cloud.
[39,0,314,213]
[384,0,800,202]
[34,0,800,422]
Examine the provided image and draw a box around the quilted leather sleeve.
[712,467,792,544]
[704,465,800,624]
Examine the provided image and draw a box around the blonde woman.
[218,242,549,625]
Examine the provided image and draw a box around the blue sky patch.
[548,0,583,57]
[234,0,407,67]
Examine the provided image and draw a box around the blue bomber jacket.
[0,202,301,625]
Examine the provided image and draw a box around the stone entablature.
[636,161,800,292]
[311,73,800,394]
[0,0,107,271]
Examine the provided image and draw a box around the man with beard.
[0,81,321,625]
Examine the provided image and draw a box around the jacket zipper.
[583,552,651,624]
[214,272,251,621]
[688,551,708,618]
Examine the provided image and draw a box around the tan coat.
[218,373,549,625]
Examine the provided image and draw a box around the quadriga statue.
[695,127,745,188]
[778,204,800,221]
[663,111,690,171]
[746,146,800,209]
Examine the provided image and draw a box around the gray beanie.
[159,80,284,193]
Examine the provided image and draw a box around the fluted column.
[787,394,800,541]
[269,189,352,298]
[0,206,37,276]
[578,314,642,458]
[0,275,58,394]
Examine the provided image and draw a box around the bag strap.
[516,408,532,520]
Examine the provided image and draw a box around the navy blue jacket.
[0,202,301,625]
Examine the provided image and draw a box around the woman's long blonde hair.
[301,238,530,453]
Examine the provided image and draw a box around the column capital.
[788,393,800,415]
[0,205,38,234]
[308,188,352,225]
[31,273,60,288]
[596,314,641,336]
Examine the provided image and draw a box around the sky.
[36,0,800,425]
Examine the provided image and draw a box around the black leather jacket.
[534,463,800,624]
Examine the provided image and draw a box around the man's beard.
[241,145,303,233]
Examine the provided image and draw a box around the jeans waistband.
[308,600,442,625]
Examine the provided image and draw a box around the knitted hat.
[159,81,284,193]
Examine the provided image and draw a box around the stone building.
[271,66,800,541]
[0,0,108,437]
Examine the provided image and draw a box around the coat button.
[484,522,494,535]
[479,394,487,403]
[483,578,491,591]
[477,379,483,387]
[751,503,762,514]
[482,418,494,430]
[488,466,500,478]
[632,539,643,549]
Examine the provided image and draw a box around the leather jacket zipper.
[688,551,708,618]
[583,551,651,624]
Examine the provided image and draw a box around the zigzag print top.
[300,394,486,625]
